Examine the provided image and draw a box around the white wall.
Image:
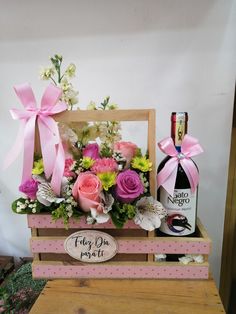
[0,0,235,286]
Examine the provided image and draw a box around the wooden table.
[30,278,225,314]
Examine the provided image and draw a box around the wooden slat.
[29,278,225,314]
[30,235,211,254]
[31,228,40,261]
[54,109,151,122]
[220,127,236,311]
[147,109,156,262]
[39,253,147,262]
[147,109,157,199]
[27,214,141,229]
[32,260,209,280]
[32,260,209,267]
[37,228,147,237]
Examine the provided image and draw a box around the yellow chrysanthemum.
[97,172,117,191]
[81,157,95,169]
[131,156,152,172]
[32,159,44,175]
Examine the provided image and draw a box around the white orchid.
[90,207,110,224]
[134,196,167,231]
[179,254,204,265]
[100,192,114,214]
[87,192,114,224]
[36,182,64,206]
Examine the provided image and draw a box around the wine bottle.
[157,112,198,237]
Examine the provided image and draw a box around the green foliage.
[100,142,113,157]
[50,54,63,83]
[135,147,143,157]
[122,204,136,219]
[52,203,70,228]
[0,263,46,313]
[110,202,136,228]
[12,198,45,214]
[12,198,26,214]
[51,203,83,228]
[99,96,110,110]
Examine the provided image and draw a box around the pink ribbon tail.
[180,158,199,193]
[51,141,65,196]
[3,121,25,170]
[157,157,178,196]
[22,115,37,183]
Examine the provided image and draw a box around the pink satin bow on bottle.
[4,83,67,195]
[157,134,203,196]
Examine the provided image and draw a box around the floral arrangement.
[10,54,167,231]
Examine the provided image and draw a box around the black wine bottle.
[157,112,198,237]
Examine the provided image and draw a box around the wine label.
[159,188,197,236]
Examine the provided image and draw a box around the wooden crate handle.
[54,109,156,197]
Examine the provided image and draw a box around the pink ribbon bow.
[157,134,203,196]
[4,83,67,195]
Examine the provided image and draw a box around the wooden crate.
[28,215,211,279]
[29,109,211,279]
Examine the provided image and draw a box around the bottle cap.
[171,112,188,122]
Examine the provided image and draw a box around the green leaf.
[110,202,135,228]
[100,142,112,157]
[12,198,29,214]
[110,211,125,229]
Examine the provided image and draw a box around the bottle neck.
[171,112,188,152]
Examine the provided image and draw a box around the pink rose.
[72,172,102,212]
[19,179,38,200]
[64,158,75,177]
[115,169,144,203]
[83,143,99,160]
[114,141,138,167]
[91,158,118,174]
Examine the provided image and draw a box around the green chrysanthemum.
[131,156,152,172]
[97,172,117,191]
[32,159,44,175]
[81,157,95,169]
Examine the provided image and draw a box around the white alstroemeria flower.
[32,174,46,183]
[36,182,64,206]
[61,177,71,198]
[86,215,96,225]
[134,196,167,231]
[86,193,113,224]
[154,254,167,262]
[100,192,114,214]
[178,256,193,265]
[192,255,204,263]
[178,254,204,265]
[90,208,110,224]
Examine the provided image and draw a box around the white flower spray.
[39,54,79,110]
